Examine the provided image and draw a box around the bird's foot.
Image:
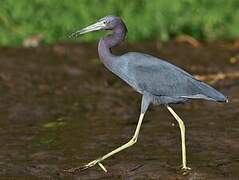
[182,166,191,170]
[181,166,191,175]
[64,158,108,174]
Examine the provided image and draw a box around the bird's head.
[70,15,126,38]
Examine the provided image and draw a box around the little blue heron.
[65,15,228,173]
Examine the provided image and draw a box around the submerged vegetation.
[1,0,239,46]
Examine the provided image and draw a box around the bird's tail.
[196,81,228,103]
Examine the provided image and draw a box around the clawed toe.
[181,166,191,175]
[64,165,90,174]
[182,166,191,170]
[64,159,108,174]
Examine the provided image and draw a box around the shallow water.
[0,41,238,179]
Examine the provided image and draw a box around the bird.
[65,15,228,173]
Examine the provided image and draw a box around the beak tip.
[69,21,104,38]
[68,34,73,38]
[69,32,78,39]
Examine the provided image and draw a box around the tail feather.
[196,81,228,102]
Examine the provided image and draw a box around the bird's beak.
[69,20,106,38]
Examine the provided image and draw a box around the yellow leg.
[166,105,191,171]
[64,112,145,173]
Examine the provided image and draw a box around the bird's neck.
[98,23,127,68]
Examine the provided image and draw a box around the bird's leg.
[166,105,191,171]
[64,112,146,173]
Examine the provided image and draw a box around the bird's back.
[110,52,227,104]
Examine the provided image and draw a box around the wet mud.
[0,41,238,179]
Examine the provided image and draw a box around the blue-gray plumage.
[111,52,227,105]
[65,15,228,174]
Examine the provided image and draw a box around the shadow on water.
[0,41,238,179]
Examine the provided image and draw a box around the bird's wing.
[115,52,226,102]
[120,52,202,97]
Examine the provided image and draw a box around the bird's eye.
[103,21,107,25]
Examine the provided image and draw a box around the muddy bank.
[0,41,238,179]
